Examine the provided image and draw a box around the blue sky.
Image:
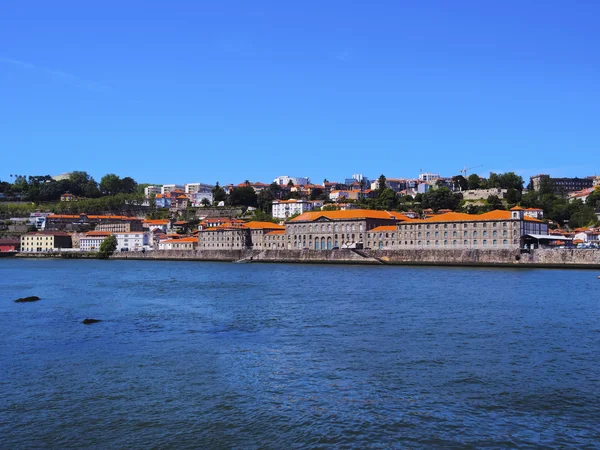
[1,0,598,185]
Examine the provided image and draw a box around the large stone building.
[462,188,508,201]
[198,222,285,250]
[20,231,72,253]
[396,207,548,250]
[285,209,410,250]
[45,214,142,232]
[80,231,111,251]
[531,174,594,195]
[95,221,143,233]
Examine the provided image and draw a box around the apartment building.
[20,231,72,253]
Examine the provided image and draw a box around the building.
[142,219,170,233]
[20,231,72,253]
[418,172,441,182]
[161,184,184,194]
[114,232,151,251]
[198,221,285,250]
[60,193,75,202]
[45,214,142,232]
[273,176,310,186]
[95,221,144,233]
[144,185,162,197]
[159,237,198,250]
[0,238,20,252]
[531,174,594,195]
[285,209,410,250]
[523,208,544,220]
[395,207,548,250]
[272,199,317,219]
[80,231,111,251]
[184,183,213,194]
[370,178,406,192]
[462,188,508,201]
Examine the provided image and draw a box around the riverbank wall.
[105,248,600,269]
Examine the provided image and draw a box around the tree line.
[0,172,145,202]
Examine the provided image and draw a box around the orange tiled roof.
[266,230,285,235]
[370,226,396,232]
[406,210,544,224]
[290,209,410,222]
[85,231,112,237]
[244,221,285,230]
[143,220,170,225]
[163,237,197,243]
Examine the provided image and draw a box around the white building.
[272,199,317,219]
[80,231,111,252]
[418,172,441,182]
[161,184,184,194]
[185,183,214,194]
[144,185,162,197]
[114,231,151,251]
[273,175,310,186]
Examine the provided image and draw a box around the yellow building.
[20,232,73,253]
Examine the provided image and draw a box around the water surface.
[1,259,599,448]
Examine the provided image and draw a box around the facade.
[184,183,213,194]
[45,214,142,232]
[187,191,214,206]
[272,199,316,219]
[161,184,184,194]
[159,237,198,250]
[531,174,594,195]
[367,226,399,250]
[142,219,170,233]
[80,231,111,251]
[95,221,143,233]
[418,172,441,182]
[114,232,150,251]
[0,238,20,252]
[20,231,72,253]
[285,209,409,250]
[198,222,285,250]
[60,193,75,202]
[462,188,508,201]
[144,185,162,197]
[395,208,548,250]
[273,175,310,186]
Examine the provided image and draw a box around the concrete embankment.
[108,248,600,269]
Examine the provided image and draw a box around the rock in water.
[14,296,41,303]
[82,318,102,324]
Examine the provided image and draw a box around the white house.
[114,232,151,251]
[144,185,162,197]
[161,184,184,194]
[273,175,310,186]
[80,231,112,251]
[272,199,316,219]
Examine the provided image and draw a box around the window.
[435,240,439,246]
[503,231,507,237]
[503,239,508,245]
[473,231,478,237]
[474,240,477,245]
[435,231,439,238]
[493,231,497,237]
[453,231,457,237]
[426,240,430,246]
[444,240,448,245]
[453,240,457,246]
[444,231,448,237]
[493,240,497,246]
[464,240,468,245]
[483,240,487,246]
[483,231,487,237]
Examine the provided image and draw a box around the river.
[1,259,599,448]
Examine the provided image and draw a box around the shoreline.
[12,248,600,270]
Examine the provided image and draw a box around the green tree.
[257,188,276,213]
[100,174,122,196]
[229,186,258,208]
[119,177,138,194]
[201,198,211,207]
[422,187,462,211]
[486,194,504,210]
[309,187,324,200]
[586,188,600,209]
[98,235,117,259]
[467,174,481,190]
[212,182,227,203]
[376,174,387,193]
[375,188,398,210]
[569,205,598,229]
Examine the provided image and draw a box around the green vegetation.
[98,235,117,259]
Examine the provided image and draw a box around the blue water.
[1,259,599,448]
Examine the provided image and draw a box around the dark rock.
[14,296,41,303]
[82,318,102,325]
